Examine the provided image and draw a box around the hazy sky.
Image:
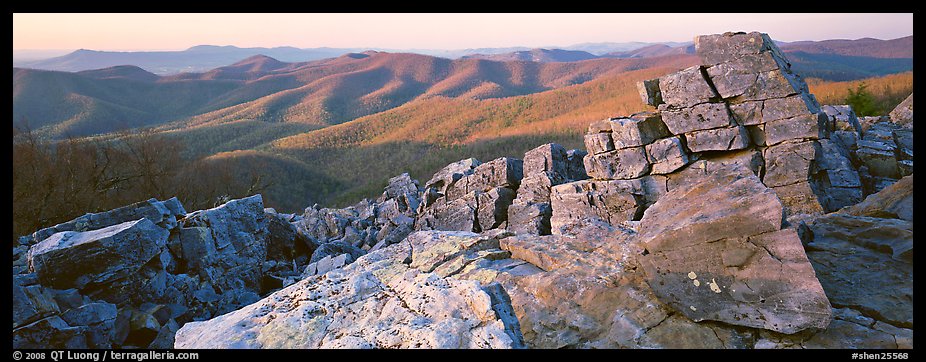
[13,13,914,51]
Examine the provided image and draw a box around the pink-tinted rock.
[638,164,831,334]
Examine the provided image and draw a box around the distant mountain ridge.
[461,49,600,62]
[14,45,361,75]
[10,41,705,74]
[470,36,914,62]
[15,37,910,75]
[604,44,697,58]
[779,36,913,58]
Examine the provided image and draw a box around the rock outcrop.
[294,172,422,276]
[21,197,185,248]
[417,157,522,233]
[756,177,914,348]
[507,143,589,235]
[572,32,915,228]
[175,231,522,349]
[13,195,280,349]
[175,164,851,349]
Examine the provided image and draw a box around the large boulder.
[180,195,268,294]
[763,140,822,188]
[684,125,751,152]
[421,159,481,199]
[837,175,912,221]
[492,227,757,348]
[446,157,522,199]
[379,173,420,212]
[816,139,863,211]
[583,146,650,180]
[12,315,86,349]
[264,210,298,261]
[59,302,119,348]
[637,164,832,334]
[28,198,184,245]
[659,103,735,135]
[695,31,784,67]
[522,143,569,180]
[28,219,169,291]
[757,178,915,348]
[506,202,552,236]
[658,66,718,108]
[645,136,691,174]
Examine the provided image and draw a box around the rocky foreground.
[12,32,913,349]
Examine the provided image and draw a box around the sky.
[13,13,914,51]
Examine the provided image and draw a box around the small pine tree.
[845,82,878,116]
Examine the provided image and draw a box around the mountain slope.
[76,65,160,82]
[13,67,244,135]
[232,68,910,211]
[786,51,914,81]
[14,53,697,138]
[780,36,913,58]
[253,56,699,208]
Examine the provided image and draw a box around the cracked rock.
[174,231,519,349]
[638,164,832,334]
[28,219,169,291]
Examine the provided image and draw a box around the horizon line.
[10,33,915,54]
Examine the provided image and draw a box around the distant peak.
[76,65,159,81]
[220,54,288,74]
[339,51,380,60]
[342,52,371,59]
[236,54,282,63]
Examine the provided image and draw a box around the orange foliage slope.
[807,71,913,110]
[272,55,698,151]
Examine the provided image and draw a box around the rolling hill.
[14,52,700,138]
[785,51,914,81]
[779,36,913,58]
[218,56,699,208]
